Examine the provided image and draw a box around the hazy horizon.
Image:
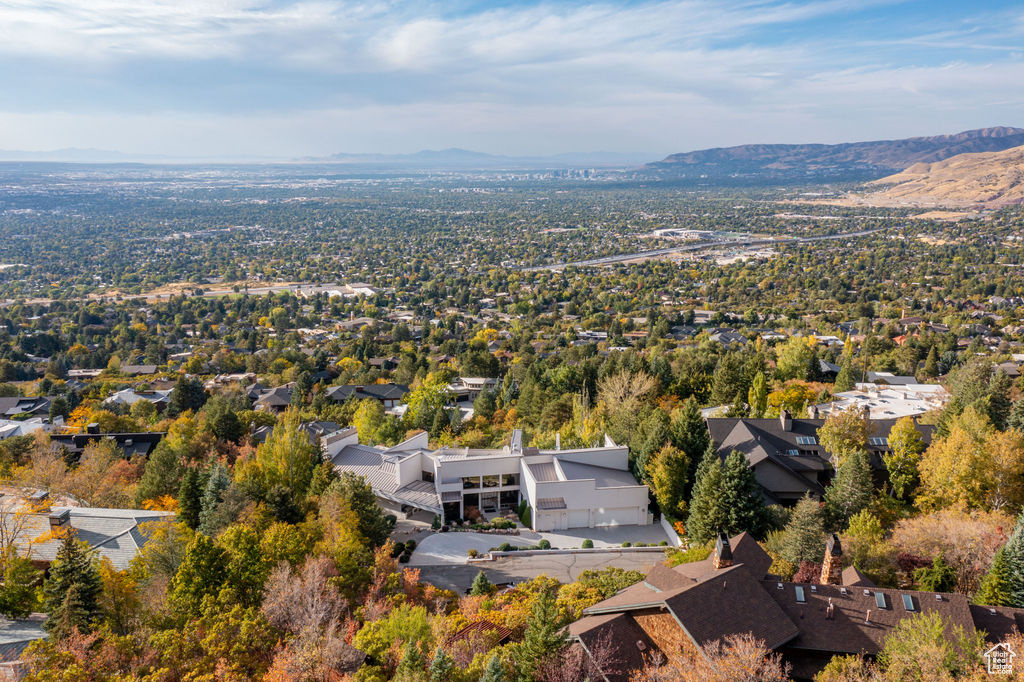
[2,0,1023,158]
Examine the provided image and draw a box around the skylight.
[902,594,915,611]
[795,586,806,603]
[875,592,888,609]
[795,436,817,445]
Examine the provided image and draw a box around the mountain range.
[303,148,655,168]
[642,127,1024,182]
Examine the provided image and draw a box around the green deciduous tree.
[747,371,768,418]
[818,406,870,467]
[884,416,925,500]
[322,472,393,548]
[647,444,690,520]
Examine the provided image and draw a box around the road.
[526,227,889,271]
[415,549,665,592]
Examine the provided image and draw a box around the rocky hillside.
[865,144,1024,208]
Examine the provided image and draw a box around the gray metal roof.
[536,497,567,510]
[331,444,440,513]
[556,460,642,488]
[527,461,559,482]
[0,614,45,662]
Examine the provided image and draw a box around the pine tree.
[1001,513,1024,607]
[922,345,939,379]
[395,640,425,678]
[515,589,565,680]
[824,449,873,530]
[781,494,825,566]
[1009,399,1024,432]
[685,445,726,545]
[470,570,492,596]
[834,346,856,393]
[135,440,182,506]
[177,466,203,529]
[988,370,1013,431]
[428,649,456,682]
[198,461,230,535]
[167,375,207,417]
[42,534,102,637]
[479,655,504,682]
[976,547,1012,607]
[720,450,771,539]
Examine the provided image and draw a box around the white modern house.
[323,428,651,531]
[813,382,950,420]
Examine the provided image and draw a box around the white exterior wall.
[395,453,423,488]
[548,446,630,470]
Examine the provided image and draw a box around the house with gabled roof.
[570,532,1024,681]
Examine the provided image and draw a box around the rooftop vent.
[863,589,871,596]
[841,587,848,595]
[777,582,783,590]
[636,640,646,651]
[936,594,943,602]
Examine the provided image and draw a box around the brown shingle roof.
[764,582,975,655]
[568,611,660,682]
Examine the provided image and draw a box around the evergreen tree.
[720,450,771,539]
[824,448,872,530]
[135,440,182,505]
[395,640,425,678]
[710,352,747,406]
[470,570,492,596]
[167,375,207,417]
[428,649,456,682]
[833,354,856,393]
[685,445,726,545]
[988,369,1013,431]
[747,372,768,418]
[198,462,230,535]
[479,655,504,682]
[515,589,565,681]
[781,494,825,566]
[921,345,939,379]
[1009,399,1024,432]
[914,554,956,593]
[177,466,203,529]
[1000,512,1024,607]
[975,547,1012,607]
[42,534,102,637]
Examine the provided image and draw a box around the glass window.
[902,594,915,611]
[462,476,480,489]
[421,471,434,483]
[502,473,519,487]
[500,490,519,507]
[482,475,500,488]
[875,592,888,609]
[795,586,805,603]
[796,436,817,445]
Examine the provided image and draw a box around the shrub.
[622,542,632,548]
[497,542,513,552]
[405,540,416,551]
[467,548,479,558]
[538,539,551,550]
[517,500,528,519]
[431,515,441,530]
[391,541,405,557]
[521,506,532,527]
[440,525,450,533]
[398,553,411,563]
[384,514,398,527]
[659,540,669,546]
[491,518,515,529]
[582,539,594,549]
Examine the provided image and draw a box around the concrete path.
[521,524,672,549]
[416,549,664,592]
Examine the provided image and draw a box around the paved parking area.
[522,524,672,549]
[407,532,535,566]
[416,550,664,592]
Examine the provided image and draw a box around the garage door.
[535,512,556,532]
[594,507,636,526]
[568,510,589,528]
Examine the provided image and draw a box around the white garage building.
[324,427,651,531]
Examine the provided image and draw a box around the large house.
[326,383,409,409]
[51,425,165,458]
[705,413,935,505]
[569,532,1024,681]
[325,428,650,530]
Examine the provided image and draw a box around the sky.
[0,0,1023,159]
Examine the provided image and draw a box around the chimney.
[808,405,818,419]
[555,432,561,451]
[713,531,733,569]
[865,609,871,624]
[820,534,843,585]
[779,409,792,432]
[48,507,71,531]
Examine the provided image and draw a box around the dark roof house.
[570,532,1024,681]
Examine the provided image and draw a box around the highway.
[525,227,888,271]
